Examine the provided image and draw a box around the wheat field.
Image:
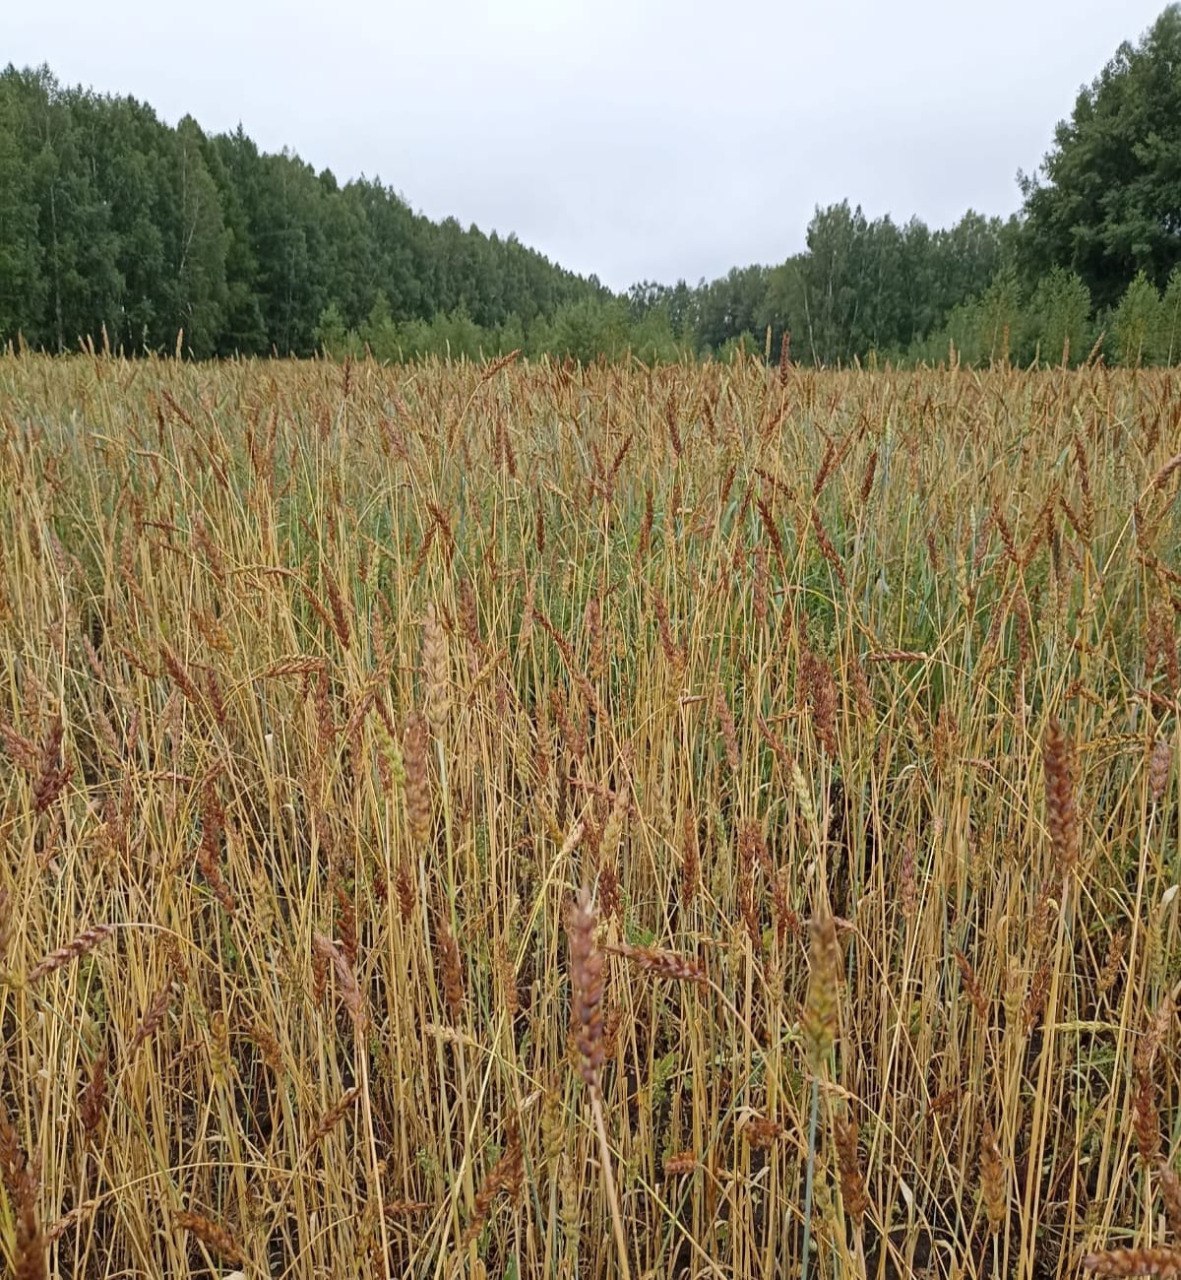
[0,352,1179,1279]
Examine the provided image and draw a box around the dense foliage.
[1020,4,1181,312]
[0,67,607,358]
[2,5,1181,364]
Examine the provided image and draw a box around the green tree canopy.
[1021,5,1181,310]
[7,9,1181,371]
[1024,266,1092,365]
[1111,270,1162,366]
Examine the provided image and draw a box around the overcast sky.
[4,0,1169,291]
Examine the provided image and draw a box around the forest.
[1,5,1180,364]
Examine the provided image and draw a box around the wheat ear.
[568,886,631,1280]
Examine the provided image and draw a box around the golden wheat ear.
[566,885,630,1279]
[568,887,605,1091]
[1083,1246,1181,1277]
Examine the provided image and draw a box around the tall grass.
[0,351,1179,1278]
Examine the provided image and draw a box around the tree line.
[0,66,608,359]
[2,5,1180,365]
[664,205,1181,369]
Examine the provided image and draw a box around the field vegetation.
[1,352,1180,1279]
